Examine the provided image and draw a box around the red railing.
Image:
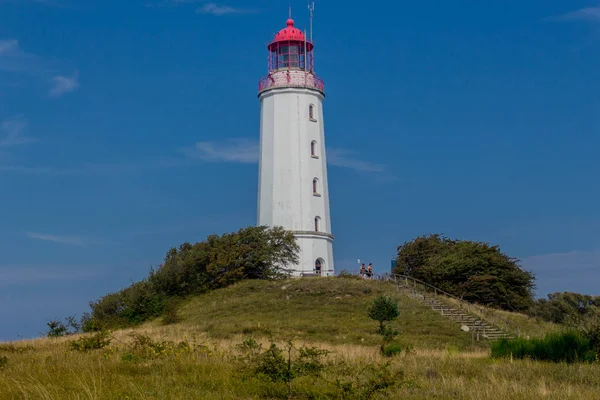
[258,72,325,94]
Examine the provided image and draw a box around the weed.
[161,300,181,325]
[491,331,597,363]
[0,344,35,354]
[237,338,330,398]
[121,352,141,363]
[70,331,111,352]
[381,343,403,357]
[332,361,405,399]
[0,356,7,369]
[46,320,69,338]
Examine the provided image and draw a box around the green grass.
[492,331,598,363]
[0,276,597,399]
[442,296,559,338]
[175,276,482,349]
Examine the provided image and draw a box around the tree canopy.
[529,292,600,325]
[87,226,299,329]
[393,234,535,312]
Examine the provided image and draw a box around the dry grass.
[0,277,593,399]
[1,327,599,399]
[442,296,559,338]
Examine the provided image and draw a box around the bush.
[161,300,181,325]
[491,331,597,363]
[0,356,7,369]
[368,295,400,334]
[381,343,403,357]
[529,292,600,324]
[70,331,111,352]
[332,361,405,399]
[236,338,329,398]
[394,234,535,311]
[46,320,68,338]
[124,333,197,361]
[87,226,299,329]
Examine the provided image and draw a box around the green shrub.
[236,338,329,398]
[45,320,69,338]
[161,300,181,325]
[0,356,8,369]
[381,343,403,357]
[491,331,597,363]
[368,295,400,334]
[46,315,81,337]
[332,361,405,399]
[70,331,111,352]
[121,352,141,363]
[394,234,535,311]
[87,226,299,330]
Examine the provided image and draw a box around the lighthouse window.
[313,178,320,195]
[314,216,321,232]
[311,141,318,158]
[273,44,303,70]
[309,104,316,121]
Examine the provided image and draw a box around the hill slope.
[2,277,596,400]
[172,276,483,349]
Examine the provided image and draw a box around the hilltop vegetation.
[1,278,599,399]
[86,226,298,330]
[4,229,598,398]
[173,277,481,349]
[393,234,535,311]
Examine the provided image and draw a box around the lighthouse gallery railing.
[258,72,325,94]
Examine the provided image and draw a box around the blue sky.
[1,0,599,340]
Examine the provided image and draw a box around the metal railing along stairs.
[370,273,521,341]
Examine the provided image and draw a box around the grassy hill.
[172,277,484,349]
[1,276,598,399]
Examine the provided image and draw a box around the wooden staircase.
[384,274,520,341]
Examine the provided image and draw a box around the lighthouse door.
[315,258,324,275]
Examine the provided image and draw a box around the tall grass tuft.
[491,331,598,363]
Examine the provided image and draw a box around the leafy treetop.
[393,234,535,312]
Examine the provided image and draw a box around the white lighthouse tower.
[257,16,334,277]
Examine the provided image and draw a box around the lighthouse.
[257,16,334,277]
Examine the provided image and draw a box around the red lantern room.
[258,18,324,95]
[267,19,314,72]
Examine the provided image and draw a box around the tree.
[88,226,299,329]
[529,292,600,325]
[368,295,400,334]
[393,234,535,311]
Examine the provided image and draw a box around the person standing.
[360,263,366,278]
[367,263,373,280]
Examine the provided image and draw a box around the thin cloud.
[522,249,600,296]
[49,72,79,97]
[0,165,77,175]
[0,117,36,148]
[0,0,66,6]
[0,40,18,56]
[189,138,260,163]
[0,39,38,73]
[327,148,386,173]
[186,138,390,174]
[26,232,88,248]
[1,139,389,176]
[196,3,253,15]
[0,264,105,285]
[551,7,600,23]
[522,250,600,273]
